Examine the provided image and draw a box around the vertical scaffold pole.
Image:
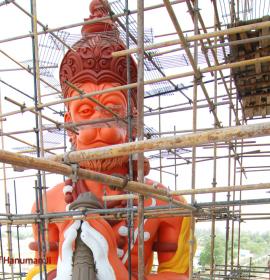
[0,77,14,279]
[137,0,145,279]
[189,0,198,278]
[125,0,134,278]
[30,0,48,277]
[210,7,218,279]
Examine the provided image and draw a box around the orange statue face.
[65,82,130,151]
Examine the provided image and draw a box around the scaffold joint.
[70,163,79,184]
[123,8,130,15]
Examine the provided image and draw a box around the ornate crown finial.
[82,0,114,34]
[89,0,110,18]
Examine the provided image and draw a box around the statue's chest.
[110,212,160,266]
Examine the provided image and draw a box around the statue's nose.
[94,106,109,118]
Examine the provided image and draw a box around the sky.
[0,0,269,238]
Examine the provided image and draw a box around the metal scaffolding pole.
[112,20,270,57]
[210,15,218,278]
[124,0,134,279]
[0,1,185,45]
[0,77,14,279]
[2,54,270,120]
[189,0,198,277]
[30,0,48,277]
[137,1,145,278]
[49,121,270,163]
[224,74,233,277]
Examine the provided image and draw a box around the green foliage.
[196,228,270,267]
[198,230,226,267]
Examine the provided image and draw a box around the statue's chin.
[79,156,129,172]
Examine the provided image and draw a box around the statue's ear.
[64,111,72,123]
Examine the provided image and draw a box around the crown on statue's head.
[59,0,137,106]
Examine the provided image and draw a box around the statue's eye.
[78,105,93,117]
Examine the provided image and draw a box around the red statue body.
[27,1,193,279]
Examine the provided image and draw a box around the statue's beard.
[79,156,129,172]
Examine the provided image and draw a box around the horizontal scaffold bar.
[50,122,270,162]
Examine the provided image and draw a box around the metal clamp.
[62,150,73,165]
[121,176,129,189]
[109,174,129,190]
[70,163,79,184]
[108,10,115,20]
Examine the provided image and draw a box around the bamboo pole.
[188,0,198,276]
[103,194,137,201]
[170,183,270,196]
[112,19,270,57]
[225,79,233,278]
[211,0,227,60]
[210,13,218,276]
[123,1,134,277]
[49,121,270,163]
[0,149,195,210]
[0,75,14,279]
[11,0,74,52]
[0,209,192,226]
[1,197,269,226]
[137,1,145,278]
[0,0,184,45]
[0,205,191,220]
[1,54,270,120]
[16,146,64,155]
[4,214,270,226]
[30,0,48,276]
[0,65,57,72]
[7,135,56,155]
[4,96,61,126]
[0,117,130,138]
[185,0,214,76]
[163,0,221,128]
[0,49,60,94]
[205,33,270,50]
[186,0,241,126]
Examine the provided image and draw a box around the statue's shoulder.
[45,181,69,212]
[47,181,66,196]
[144,177,187,204]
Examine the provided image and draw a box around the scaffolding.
[0,0,270,279]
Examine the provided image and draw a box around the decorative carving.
[59,0,137,105]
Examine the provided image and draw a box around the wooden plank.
[261,16,270,48]
[261,27,270,48]
[260,95,267,117]
[255,51,262,74]
[238,80,270,91]
[243,97,253,118]
[240,31,252,52]
[255,96,262,117]
[267,95,270,115]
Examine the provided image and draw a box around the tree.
[199,231,225,267]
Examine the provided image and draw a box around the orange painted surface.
[28,1,194,278]
[29,83,192,280]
